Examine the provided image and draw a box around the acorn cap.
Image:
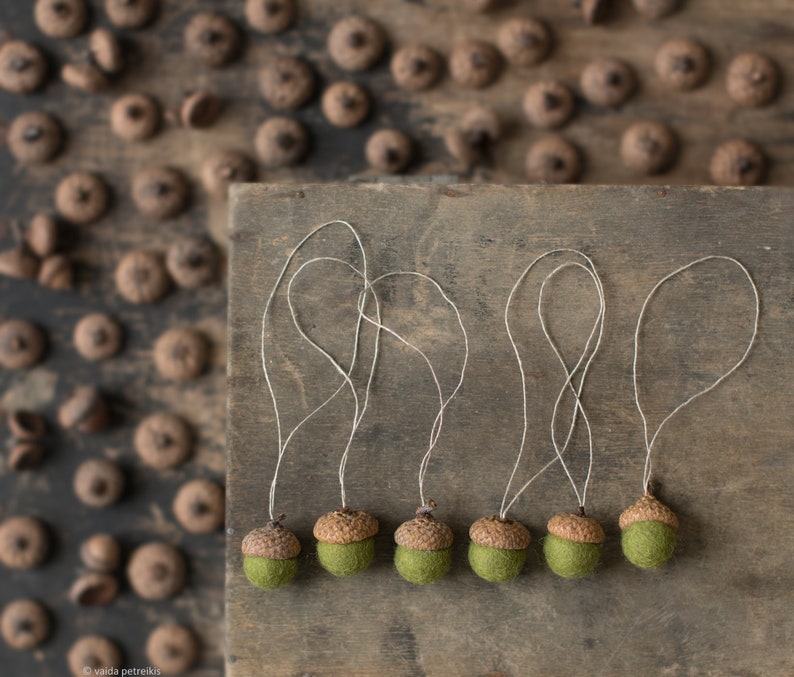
[313,507,378,545]
[241,521,300,560]
[469,514,530,550]
[547,512,605,544]
[395,510,454,551]
[619,494,679,532]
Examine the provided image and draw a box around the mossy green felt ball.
[543,534,600,579]
[243,555,298,590]
[468,542,525,582]
[394,545,451,585]
[621,520,676,569]
[316,538,374,577]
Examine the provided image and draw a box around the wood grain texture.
[227,184,793,677]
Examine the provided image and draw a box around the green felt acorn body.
[619,494,679,569]
[468,515,531,583]
[544,512,605,579]
[394,506,454,585]
[314,507,378,577]
[242,520,301,590]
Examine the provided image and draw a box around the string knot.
[417,500,437,517]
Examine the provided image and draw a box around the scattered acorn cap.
[619,494,679,532]
[254,116,309,168]
[180,90,222,128]
[655,37,710,91]
[89,27,124,75]
[496,17,552,66]
[37,253,73,291]
[146,624,199,675]
[445,105,501,169]
[258,55,315,111]
[726,52,779,108]
[184,11,242,68]
[548,512,605,544]
[173,478,225,533]
[327,15,387,72]
[0,246,40,280]
[449,40,501,89]
[80,533,122,572]
[709,139,767,186]
[166,235,218,289]
[134,412,192,469]
[390,44,443,92]
[7,111,63,165]
[201,149,256,199]
[580,57,636,108]
[105,0,158,29]
[0,319,46,369]
[67,635,122,677]
[131,165,189,219]
[0,40,48,95]
[73,457,125,508]
[54,171,110,225]
[632,0,680,19]
[69,571,119,606]
[526,135,582,184]
[154,326,210,381]
[34,0,88,38]
[58,385,109,432]
[321,81,370,128]
[7,410,47,441]
[110,93,161,142]
[246,0,296,34]
[469,514,531,550]
[1,599,50,650]
[114,249,170,305]
[0,516,49,569]
[25,213,59,258]
[62,62,109,93]
[243,520,301,560]
[365,129,412,174]
[313,507,378,545]
[523,80,575,129]
[127,541,187,600]
[620,120,677,175]
[395,509,454,552]
[73,313,123,361]
[581,0,610,24]
[7,442,44,471]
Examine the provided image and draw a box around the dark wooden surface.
[228,184,793,677]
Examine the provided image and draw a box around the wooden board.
[227,184,793,677]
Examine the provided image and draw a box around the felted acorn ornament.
[619,494,679,569]
[241,518,300,590]
[544,511,605,579]
[314,507,378,577]
[394,503,454,585]
[468,514,531,583]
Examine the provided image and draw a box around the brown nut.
[449,40,501,89]
[327,15,386,72]
[69,572,119,606]
[254,117,309,168]
[497,17,551,66]
[58,385,109,432]
[154,327,209,381]
[114,249,170,305]
[580,57,636,108]
[34,0,88,38]
[0,41,48,94]
[105,0,158,30]
[526,135,582,184]
[321,81,370,128]
[1,599,50,650]
[173,479,225,534]
[146,624,198,674]
[0,319,46,369]
[7,111,63,165]
[620,120,678,175]
[0,247,39,280]
[37,254,73,291]
[127,542,187,600]
[726,52,779,108]
[73,458,125,508]
[365,129,412,173]
[67,635,122,677]
[90,27,124,74]
[0,516,48,569]
[201,149,256,199]
[246,0,296,34]
[73,313,123,361]
[131,166,189,219]
[184,12,242,68]
[390,44,442,92]
[7,410,47,441]
[523,80,575,129]
[632,0,680,19]
[80,533,122,572]
[166,235,218,289]
[54,171,110,225]
[134,412,192,469]
[258,55,315,111]
[8,442,44,471]
[655,38,710,91]
[62,62,109,93]
[25,213,59,258]
[180,90,222,128]
[110,93,160,142]
[709,139,766,186]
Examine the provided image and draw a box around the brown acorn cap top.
[241,521,300,560]
[547,512,605,544]
[469,514,530,550]
[619,494,679,531]
[313,507,378,545]
[394,507,453,551]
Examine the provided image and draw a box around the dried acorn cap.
[8,111,63,165]
[581,0,609,24]
[38,254,73,291]
[67,635,122,677]
[73,458,125,508]
[131,166,189,219]
[523,80,575,129]
[73,313,123,361]
[114,249,170,305]
[0,319,46,369]
[0,246,40,280]
[1,599,50,650]
[258,56,315,111]
[255,117,308,168]
[105,0,158,29]
[146,624,199,674]
[580,57,636,108]
[655,38,710,91]
[201,149,256,199]
[7,410,47,441]
[90,28,124,75]
[469,515,530,550]
[173,478,225,534]
[619,495,679,531]
[726,52,779,108]
[709,139,766,186]
[180,90,222,128]
[365,129,412,173]
[134,412,192,469]
[547,512,605,544]
[526,135,582,184]
[313,507,378,545]
[127,542,187,600]
[110,93,161,142]
[26,213,59,258]
[62,62,109,93]
[166,235,218,289]
[58,385,109,432]
[390,44,442,92]
[153,327,210,381]
[0,516,49,569]
[8,442,44,471]
[246,0,296,34]
[34,0,88,39]
[621,120,677,175]
[184,12,242,68]
[321,81,370,128]
[327,15,386,72]
[55,171,110,225]
[0,40,48,94]
[242,520,301,559]
[497,17,551,67]
[632,0,680,19]
[394,508,453,552]
[80,533,122,572]
[69,572,119,606]
[449,40,501,89]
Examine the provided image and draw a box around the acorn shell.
[469,515,530,550]
[547,513,605,544]
[619,495,679,532]
[395,514,453,552]
[242,522,300,560]
[313,508,378,545]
